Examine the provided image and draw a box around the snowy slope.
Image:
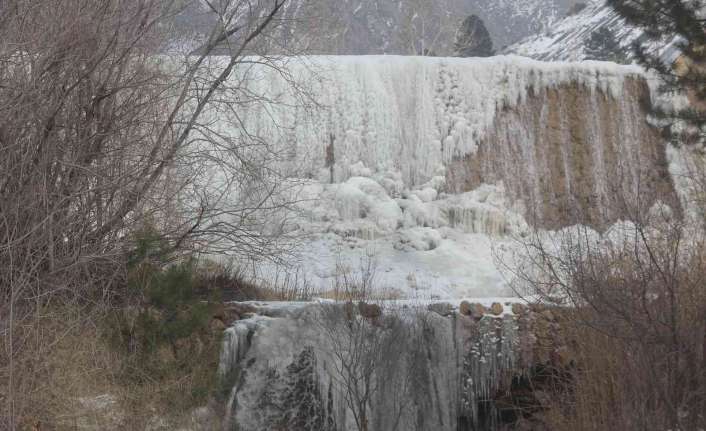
[468,0,576,50]
[505,1,683,64]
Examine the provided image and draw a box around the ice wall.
[232,55,679,229]
[221,302,531,431]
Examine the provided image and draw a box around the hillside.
[505,1,683,64]
[176,0,580,55]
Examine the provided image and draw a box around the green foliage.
[107,227,222,408]
[123,227,213,354]
[607,0,706,144]
[254,348,335,431]
[127,224,171,267]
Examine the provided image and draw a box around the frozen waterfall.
[218,302,541,431]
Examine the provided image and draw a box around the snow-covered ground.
[255,180,527,299]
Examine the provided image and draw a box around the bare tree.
[396,0,461,56]
[313,302,418,431]
[0,0,309,427]
[504,203,706,429]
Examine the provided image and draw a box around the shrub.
[108,228,222,411]
[514,220,706,430]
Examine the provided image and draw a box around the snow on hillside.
[178,0,578,55]
[469,0,576,49]
[201,55,653,299]
[505,1,683,64]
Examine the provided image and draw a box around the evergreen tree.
[608,0,706,145]
[454,15,495,58]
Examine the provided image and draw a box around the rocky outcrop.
[446,78,681,230]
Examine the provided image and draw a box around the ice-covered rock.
[213,296,602,430]
[219,301,556,431]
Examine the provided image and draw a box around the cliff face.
[446,78,680,229]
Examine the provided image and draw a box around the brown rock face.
[447,78,681,230]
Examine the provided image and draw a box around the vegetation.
[608,0,706,145]
[0,0,293,428]
[454,15,495,58]
[1,0,705,430]
[510,2,706,429]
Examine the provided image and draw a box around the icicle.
[223,304,528,431]
[459,314,520,429]
[218,322,253,378]
[220,56,639,187]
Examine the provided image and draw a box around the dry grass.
[1,302,224,431]
[1,304,119,430]
[196,260,314,302]
[520,225,706,431]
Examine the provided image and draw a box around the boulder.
[511,303,527,315]
[212,303,226,320]
[209,318,226,332]
[469,303,487,320]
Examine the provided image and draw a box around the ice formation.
[202,50,699,431]
[220,302,527,431]
[213,55,678,298]
[236,55,642,186]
